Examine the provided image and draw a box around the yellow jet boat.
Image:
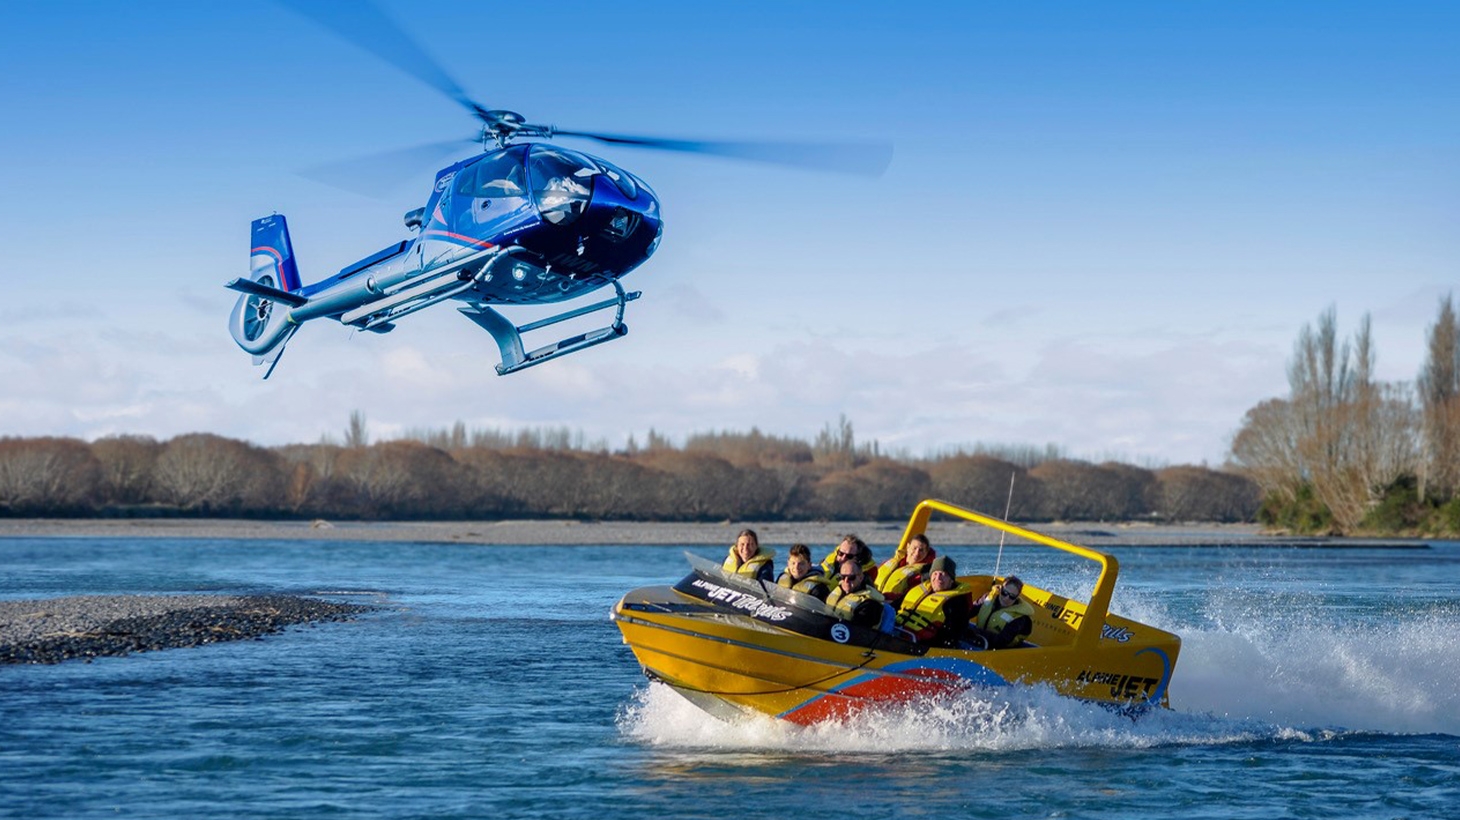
[611,499,1180,724]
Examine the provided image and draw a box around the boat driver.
[965,575,1034,649]
[777,543,831,601]
[722,528,775,582]
[825,558,888,629]
[895,556,973,646]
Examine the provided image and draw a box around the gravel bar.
[0,594,373,664]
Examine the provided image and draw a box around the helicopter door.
[453,148,536,238]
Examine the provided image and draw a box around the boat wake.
[616,681,1297,754]
[617,603,1460,750]
[1162,601,1460,737]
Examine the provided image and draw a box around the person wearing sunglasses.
[722,528,775,582]
[818,535,877,579]
[825,558,887,629]
[965,575,1034,650]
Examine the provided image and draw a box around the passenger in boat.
[874,533,936,607]
[819,535,877,580]
[895,556,973,646]
[966,575,1034,649]
[722,528,775,582]
[777,543,831,601]
[825,558,888,629]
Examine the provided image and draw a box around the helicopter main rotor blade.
[274,0,490,122]
[299,138,480,199]
[552,130,894,177]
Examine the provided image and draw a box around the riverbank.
[0,594,372,664]
[0,517,1433,548]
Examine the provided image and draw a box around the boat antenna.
[994,471,1015,576]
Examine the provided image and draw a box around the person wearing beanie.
[895,554,973,646]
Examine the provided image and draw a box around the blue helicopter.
[228,2,890,378]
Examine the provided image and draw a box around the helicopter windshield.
[528,146,595,225]
[594,158,638,200]
[456,147,529,198]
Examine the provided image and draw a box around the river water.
[1,535,1457,819]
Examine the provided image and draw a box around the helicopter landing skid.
[458,281,641,376]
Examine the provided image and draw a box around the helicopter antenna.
[993,471,1016,576]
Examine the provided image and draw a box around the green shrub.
[1361,475,1425,533]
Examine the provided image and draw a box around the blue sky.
[1,1,1455,465]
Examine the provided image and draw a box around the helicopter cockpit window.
[595,159,638,200]
[529,146,596,226]
[456,148,528,198]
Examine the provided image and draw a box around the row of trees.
[0,423,1260,522]
[1229,295,1460,535]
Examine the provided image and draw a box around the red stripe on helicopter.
[251,246,284,279]
[421,230,497,249]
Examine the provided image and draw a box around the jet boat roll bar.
[897,499,1120,652]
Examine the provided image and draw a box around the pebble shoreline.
[0,595,372,665]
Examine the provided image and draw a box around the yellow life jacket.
[777,570,830,598]
[820,550,878,579]
[896,581,973,635]
[723,547,774,580]
[874,558,931,602]
[825,583,885,622]
[973,595,1035,643]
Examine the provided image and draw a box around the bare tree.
[812,414,859,470]
[274,443,348,514]
[335,441,466,518]
[1028,460,1149,521]
[1154,466,1262,522]
[809,460,932,520]
[927,455,1042,518]
[685,428,815,467]
[1229,398,1305,503]
[345,410,368,449]
[1418,293,1460,499]
[151,434,282,513]
[0,437,101,513]
[91,434,161,505]
[1232,308,1421,532]
[636,450,745,520]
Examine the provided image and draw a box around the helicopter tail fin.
[227,214,306,370]
[249,214,302,292]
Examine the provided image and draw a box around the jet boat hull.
[611,500,1180,724]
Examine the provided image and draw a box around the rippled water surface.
[2,535,1458,819]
